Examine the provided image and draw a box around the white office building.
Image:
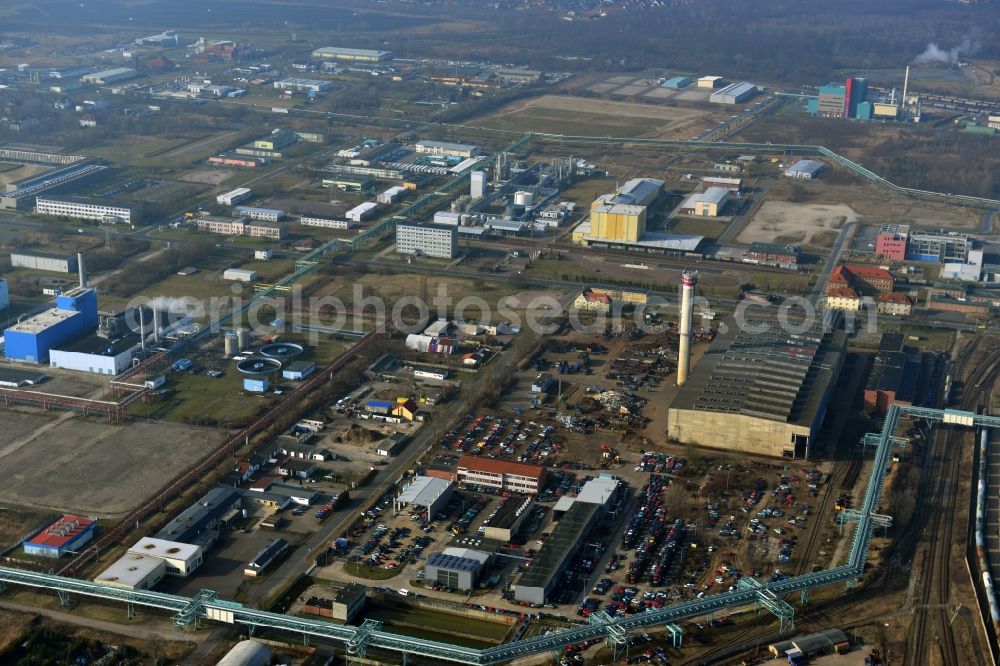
[396,222,457,259]
[128,537,204,577]
[36,196,134,225]
[217,188,252,206]
[300,216,354,229]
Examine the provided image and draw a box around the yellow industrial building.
[589,201,647,243]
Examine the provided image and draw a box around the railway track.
[908,340,1000,665]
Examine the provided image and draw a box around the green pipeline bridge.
[0,404,996,663]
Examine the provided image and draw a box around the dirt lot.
[0,410,217,516]
[475,94,720,140]
[738,201,856,249]
[177,168,234,186]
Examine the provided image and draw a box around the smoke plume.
[913,35,981,65]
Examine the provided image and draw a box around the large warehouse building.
[710,82,757,104]
[4,288,98,363]
[311,47,393,63]
[667,307,847,458]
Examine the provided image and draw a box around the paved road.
[981,209,998,234]
[809,219,857,302]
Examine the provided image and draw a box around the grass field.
[332,273,518,309]
[365,603,509,645]
[669,217,729,239]
[525,257,601,283]
[135,366,273,426]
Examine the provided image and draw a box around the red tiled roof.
[582,290,611,304]
[826,287,859,299]
[879,292,912,304]
[457,455,545,480]
[27,515,94,548]
[842,264,892,281]
[251,476,278,490]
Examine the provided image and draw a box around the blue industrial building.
[3,287,98,363]
[23,515,96,558]
[662,76,692,89]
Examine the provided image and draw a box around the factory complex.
[667,300,847,458]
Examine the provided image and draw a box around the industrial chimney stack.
[902,65,910,105]
[77,252,87,289]
[676,270,698,387]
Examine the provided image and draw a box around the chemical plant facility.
[667,306,847,458]
[2,253,190,372]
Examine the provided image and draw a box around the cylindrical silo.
[514,191,533,207]
[224,332,238,356]
[236,328,251,351]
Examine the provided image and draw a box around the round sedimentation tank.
[236,357,283,375]
[236,328,252,351]
[224,332,238,357]
[236,356,282,393]
[260,342,303,362]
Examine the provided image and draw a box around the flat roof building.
[907,229,971,263]
[482,497,533,542]
[128,537,204,577]
[457,455,546,495]
[155,485,241,548]
[49,332,140,375]
[274,78,334,93]
[864,333,921,413]
[311,47,393,63]
[667,307,846,458]
[245,538,289,576]
[875,223,910,261]
[414,140,480,159]
[36,195,135,225]
[81,67,137,84]
[233,206,284,222]
[11,251,77,273]
[95,553,166,590]
[396,222,458,259]
[196,216,285,239]
[424,548,491,591]
[515,501,602,604]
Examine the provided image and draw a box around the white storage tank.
[514,191,534,207]
[224,332,239,356]
[236,328,252,351]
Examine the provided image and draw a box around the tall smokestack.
[677,270,697,387]
[77,252,86,289]
[153,304,159,343]
[902,66,910,105]
[139,306,145,352]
